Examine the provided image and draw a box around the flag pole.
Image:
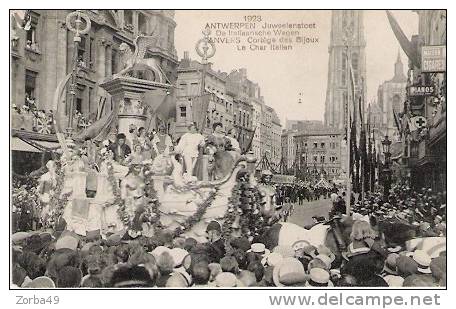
[345,45,352,215]
[360,79,366,205]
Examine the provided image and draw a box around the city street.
[9,9,446,289]
[287,198,333,227]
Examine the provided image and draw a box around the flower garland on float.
[222,168,270,246]
[105,158,219,237]
[45,160,72,229]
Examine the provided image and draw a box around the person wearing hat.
[247,243,271,265]
[411,250,433,275]
[305,268,333,287]
[23,276,56,288]
[383,274,404,287]
[109,133,131,163]
[382,253,399,276]
[273,257,307,287]
[165,271,191,288]
[208,272,236,287]
[205,221,225,263]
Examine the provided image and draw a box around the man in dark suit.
[109,133,131,163]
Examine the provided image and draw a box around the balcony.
[24,43,41,62]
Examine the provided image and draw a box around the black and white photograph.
[9,7,447,293]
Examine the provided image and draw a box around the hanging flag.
[191,94,211,133]
[371,131,377,191]
[12,10,31,30]
[393,108,403,137]
[386,10,420,68]
[360,128,368,192]
[243,126,256,154]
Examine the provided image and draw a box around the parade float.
[41,15,277,244]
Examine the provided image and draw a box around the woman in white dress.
[96,149,129,234]
[150,125,173,175]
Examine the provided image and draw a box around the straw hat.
[272,257,307,287]
[305,268,333,287]
[412,250,432,274]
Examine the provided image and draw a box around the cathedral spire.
[396,48,402,64]
[391,48,406,82]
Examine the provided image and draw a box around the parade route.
[287,198,333,227]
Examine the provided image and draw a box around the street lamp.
[64,10,91,137]
[381,135,392,200]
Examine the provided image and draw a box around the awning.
[11,137,41,153]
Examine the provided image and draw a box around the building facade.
[394,10,446,190]
[324,10,367,130]
[375,52,407,139]
[11,9,179,154]
[175,52,235,138]
[226,68,255,152]
[270,109,282,165]
[294,126,343,181]
[281,129,297,171]
[285,119,323,131]
[250,93,263,161]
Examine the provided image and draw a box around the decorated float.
[41,30,278,244]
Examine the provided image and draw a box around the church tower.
[324,10,367,129]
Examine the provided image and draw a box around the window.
[111,49,118,74]
[138,12,148,34]
[25,70,38,99]
[179,106,187,118]
[124,10,133,27]
[321,142,325,148]
[26,24,37,45]
[313,155,318,162]
[77,36,86,63]
[321,155,325,163]
[88,87,93,113]
[76,98,83,113]
[89,37,95,68]
[313,142,318,149]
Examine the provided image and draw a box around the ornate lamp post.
[65,10,91,137]
[382,135,392,200]
[195,26,216,133]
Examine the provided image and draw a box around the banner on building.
[192,94,211,133]
[408,85,435,96]
[421,45,446,73]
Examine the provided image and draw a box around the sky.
[173,10,418,125]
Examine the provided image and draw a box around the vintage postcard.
[10,9,446,293]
